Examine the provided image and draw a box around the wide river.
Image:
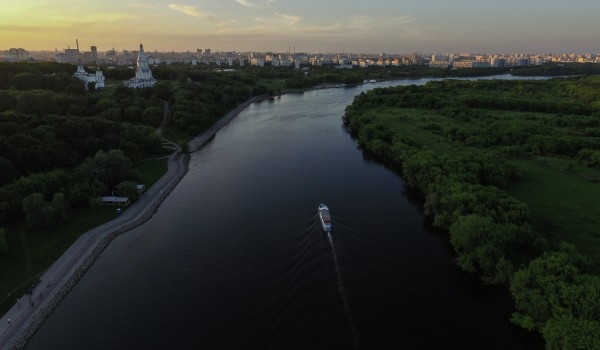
[27,76,543,349]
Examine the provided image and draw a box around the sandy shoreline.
[0,95,266,350]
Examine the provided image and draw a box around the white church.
[124,44,157,88]
[73,65,105,89]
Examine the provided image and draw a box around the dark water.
[27,76,543,349]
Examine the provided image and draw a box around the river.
[26,75,543,349]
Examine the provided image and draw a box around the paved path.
[0,97,265,349]
[0,152,185,349]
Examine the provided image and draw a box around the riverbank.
[0,96,262,349]
[189,95,269,153]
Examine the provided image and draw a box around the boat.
[318,203,332,233]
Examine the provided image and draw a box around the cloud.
[346,15,413,32]
[235,0,255,8]
[253,10,301,26]
[234,0,277,8]
[127,2,160,10]
[275,12,301,26]
[168,4,223,23]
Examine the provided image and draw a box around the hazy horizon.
[2,0,599,54]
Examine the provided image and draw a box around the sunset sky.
[2,0,599,54]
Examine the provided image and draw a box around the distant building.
[10,48,29,60]
[55,48,80,64]
[1,48,29,62]
[250,58,264,67]
[90,46,98,62]
[124,44,157,88]
[490,58,506,67]
[73,64,105,89]
[453,60,475,69]
[429,61,449,68]
[101,196,130,206]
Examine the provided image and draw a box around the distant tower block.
[91,46,98,62]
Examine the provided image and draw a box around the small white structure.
[124,44,157,88]
[101,196,130,206]
[73,65,105,89]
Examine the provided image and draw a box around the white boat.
[318,203,332,233]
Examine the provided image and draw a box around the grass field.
[507,157,600,271]
[0,158,168,314]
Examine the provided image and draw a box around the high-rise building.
[8,48,28,61]
[91,46,98,62]
[56,48,80,64]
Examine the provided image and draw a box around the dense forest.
[343,77,600,348]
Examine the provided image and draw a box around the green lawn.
[135,158,169,188]
[507,157,600,270]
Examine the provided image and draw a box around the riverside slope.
[0,96,265,350]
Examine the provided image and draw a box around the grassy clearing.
[0,206,116,313]
[135,158,169,188]
[0,158,168,314]
[364,108,452,152]
[507,157,600,270]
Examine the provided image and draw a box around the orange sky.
[2,0,599,53]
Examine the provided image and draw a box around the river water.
[27,76,543,349]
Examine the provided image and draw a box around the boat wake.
[327,232,360,347]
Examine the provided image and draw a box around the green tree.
[116,181,140,201]
[178,140,190,154]
[75,149,137,190]
[0,90,16,112]
[142,106,163,126]
[542,315,600,350]
[0,155,19,187]
[8,72,44,90]
[0,188,22,223]
[0,227,7,254]
[22,192,51,229]
[69,179,107,206]
[50,192,68,225]
[450,215,536,284]
[511,243,593,331]
[15,90,59,116]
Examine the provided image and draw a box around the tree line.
[343,77,600,348]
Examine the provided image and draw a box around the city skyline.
[2,0,599,54]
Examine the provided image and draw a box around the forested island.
[1,60,600,347]
[343,77,600,348]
